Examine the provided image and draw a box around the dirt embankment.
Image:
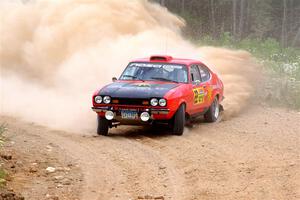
[1,105,299,200]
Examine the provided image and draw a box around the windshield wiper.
[150,77,178,83]
[122,75,144,81]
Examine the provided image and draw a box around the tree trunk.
[292,27,300,47]
[245,0,251,37]
[238,0,246,39]
[210,0,216,38]
[181,0,185,14]
[232,0,238,38]
[281,0,288,47]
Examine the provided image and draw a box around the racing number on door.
[193,87,205,104]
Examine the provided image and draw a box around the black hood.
[99,81,179,98]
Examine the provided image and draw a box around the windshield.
[119,62,188,83]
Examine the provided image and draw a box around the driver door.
[189,65,208,114]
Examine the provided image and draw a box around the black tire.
[172,104,185,136]
[204,97,220,123]
[97,116,109,136]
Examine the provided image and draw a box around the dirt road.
[1,105,300,200]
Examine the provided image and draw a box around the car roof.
[130,55,206,66]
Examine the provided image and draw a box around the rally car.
[92,55,224,136]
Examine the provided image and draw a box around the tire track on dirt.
[2,117,174,199]
[2,106,300,200]
[84,136,172,199]
[108,135,187,199]
[133,134,243,199]
[1,118,133,200]
[43,132,139,200]
[4,118,184,200]
[48,132,187,200]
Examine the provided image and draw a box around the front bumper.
[91,106,172,123]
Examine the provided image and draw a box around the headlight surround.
[159,98,167,107]
[150,98,158,106]
[103,96,111,104]
[94,96,102,104]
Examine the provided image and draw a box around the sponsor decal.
[207,86,213,101]
[193,87,205,104]
[134,83,150,87]
[130,63,184,69]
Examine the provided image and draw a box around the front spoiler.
[91,106,110,113]
[91,106,170,115]
[92,106,171,125]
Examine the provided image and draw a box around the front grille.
[112,98,148,106]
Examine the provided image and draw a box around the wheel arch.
[215,93,220,102]
[176,101,190,120]
[212,91,222,103]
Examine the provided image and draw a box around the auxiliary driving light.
[140,112,150,122]
[105,111,114,120]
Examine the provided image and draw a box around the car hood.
[99,81,179,99]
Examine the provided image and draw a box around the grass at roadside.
[0,124,7,187]
[195,33,300,109]
[0,169,7,187]
[0,124,6,147]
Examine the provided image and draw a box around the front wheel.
[97,116,109,136]
[204,97,220,122]
[171,104,185,136]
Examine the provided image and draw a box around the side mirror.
[193,80,201,85]
[112,77,117,82]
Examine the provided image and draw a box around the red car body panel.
[92,55,224,124]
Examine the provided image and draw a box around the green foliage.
[0,124,7,147]
[0,169,6,179]
[198,34,300,79]
[155,0,300,47]
[0,124,7,187]
[0,169,7,187]
[197,34,300,109]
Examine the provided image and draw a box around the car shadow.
[108,125,172,139]
[107,116,211,139]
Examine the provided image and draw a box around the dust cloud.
[198,47,259,118]
[0,0,259,132]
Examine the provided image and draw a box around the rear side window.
[198,65,211,82]
[190,65,201,83]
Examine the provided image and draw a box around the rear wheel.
[171,104,185,136]
[204,97,220,122]
[97,116,109,136]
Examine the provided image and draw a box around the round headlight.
[94,96,102,104]
[103,96,111,104]
[150,98,158,106]
[159,99,167,107]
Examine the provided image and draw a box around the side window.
[199,65,211,82]
[190,65,201,84]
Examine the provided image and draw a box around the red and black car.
[92,55,224,136]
